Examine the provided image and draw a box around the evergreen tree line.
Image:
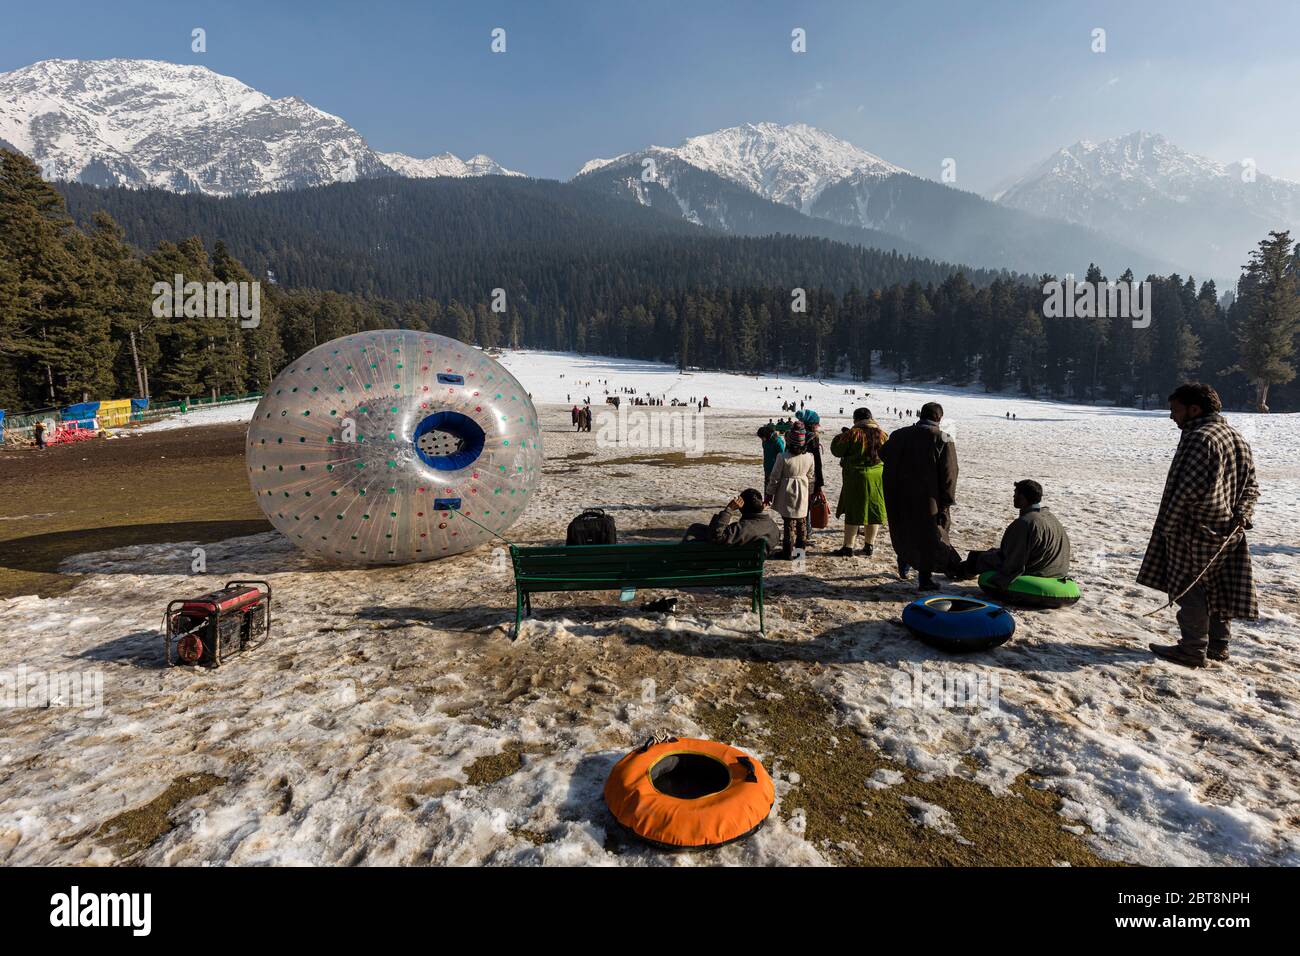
[57,175,1014,305]
[3,149,1296,413]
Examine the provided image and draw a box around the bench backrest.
[511,541,765,589]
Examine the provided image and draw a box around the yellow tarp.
[96,399,134,428]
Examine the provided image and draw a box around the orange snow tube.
[604,737,775,849]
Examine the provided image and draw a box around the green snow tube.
[978,572,1081,609]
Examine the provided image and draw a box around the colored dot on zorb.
[246,330,542,563]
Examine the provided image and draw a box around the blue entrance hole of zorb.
[413,410,486,471]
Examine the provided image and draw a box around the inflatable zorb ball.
[247,330,542,564]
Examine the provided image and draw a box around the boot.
[1207,641,1230,662]
[832,547,855,557]
[948,557,976,581]
[917,574,938,592]
[860,544,874,557]
[897,558,910,580]
[1149,642,1208,669]
[781,518,795,558]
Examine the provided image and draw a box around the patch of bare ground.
[695,663,1122,867]
[85,772,227,861]
[465,742,554,787]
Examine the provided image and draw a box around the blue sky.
[4,0,1299,190]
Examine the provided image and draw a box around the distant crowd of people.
[569,391,710,415]
[570,405,593,431]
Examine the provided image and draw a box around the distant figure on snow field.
[1139,383,1259,669]
[831,408,888,557]
[765,420,815,560]
[958,479,1071,587]
[682,489,781,554]
[880,401,964,591]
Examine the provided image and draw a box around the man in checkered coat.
[1138,383,1259,668]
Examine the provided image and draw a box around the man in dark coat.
[682,489,781,555]
[880,402,963,590]
[1139,383,1259,668]
[960,479,1071,588]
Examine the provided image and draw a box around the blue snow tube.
[901,595,1016,653]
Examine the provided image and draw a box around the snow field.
[1,350,1296,865]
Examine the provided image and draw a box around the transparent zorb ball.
[247,330,542,564]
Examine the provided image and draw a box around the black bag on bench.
[566,509,617,546]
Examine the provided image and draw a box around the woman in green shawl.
[830,407,888,556]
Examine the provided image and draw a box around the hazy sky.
[4,0,1298,191]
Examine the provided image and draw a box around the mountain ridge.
[7,56,1293,279]
[994,130,1300,277]
[0,57,518,195]
[575,125,1171,277]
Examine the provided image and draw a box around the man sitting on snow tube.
[958,479,1074,604]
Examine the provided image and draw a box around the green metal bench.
[508,541,767,638]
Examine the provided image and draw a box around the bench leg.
[757,581,765,634]
[513,586,523,640]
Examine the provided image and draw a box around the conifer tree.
[1234,230,1299,411]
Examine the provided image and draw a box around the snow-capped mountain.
[995,131,1300,278]
[576,122,1167,276]
[577,121,905,212]
[0,58,518,195]
[809,168,1171,277]
[573,146,923,256]
[377,151,522,179]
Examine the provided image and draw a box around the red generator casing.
[164,580,272,667]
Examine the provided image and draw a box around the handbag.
[810,490,830,529]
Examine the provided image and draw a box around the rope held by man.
[1141,519,1245,618]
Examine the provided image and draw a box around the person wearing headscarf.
[764,419,815,559]
[757,424,785,486]
[830,407,888,557]
[796,409,826,548]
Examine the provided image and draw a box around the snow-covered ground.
[1,349,1297,866]
[136,398,261,432]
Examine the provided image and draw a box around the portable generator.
[163,580,272,667]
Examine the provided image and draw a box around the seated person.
[959,479,1071,588]
[682,489,781,554]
